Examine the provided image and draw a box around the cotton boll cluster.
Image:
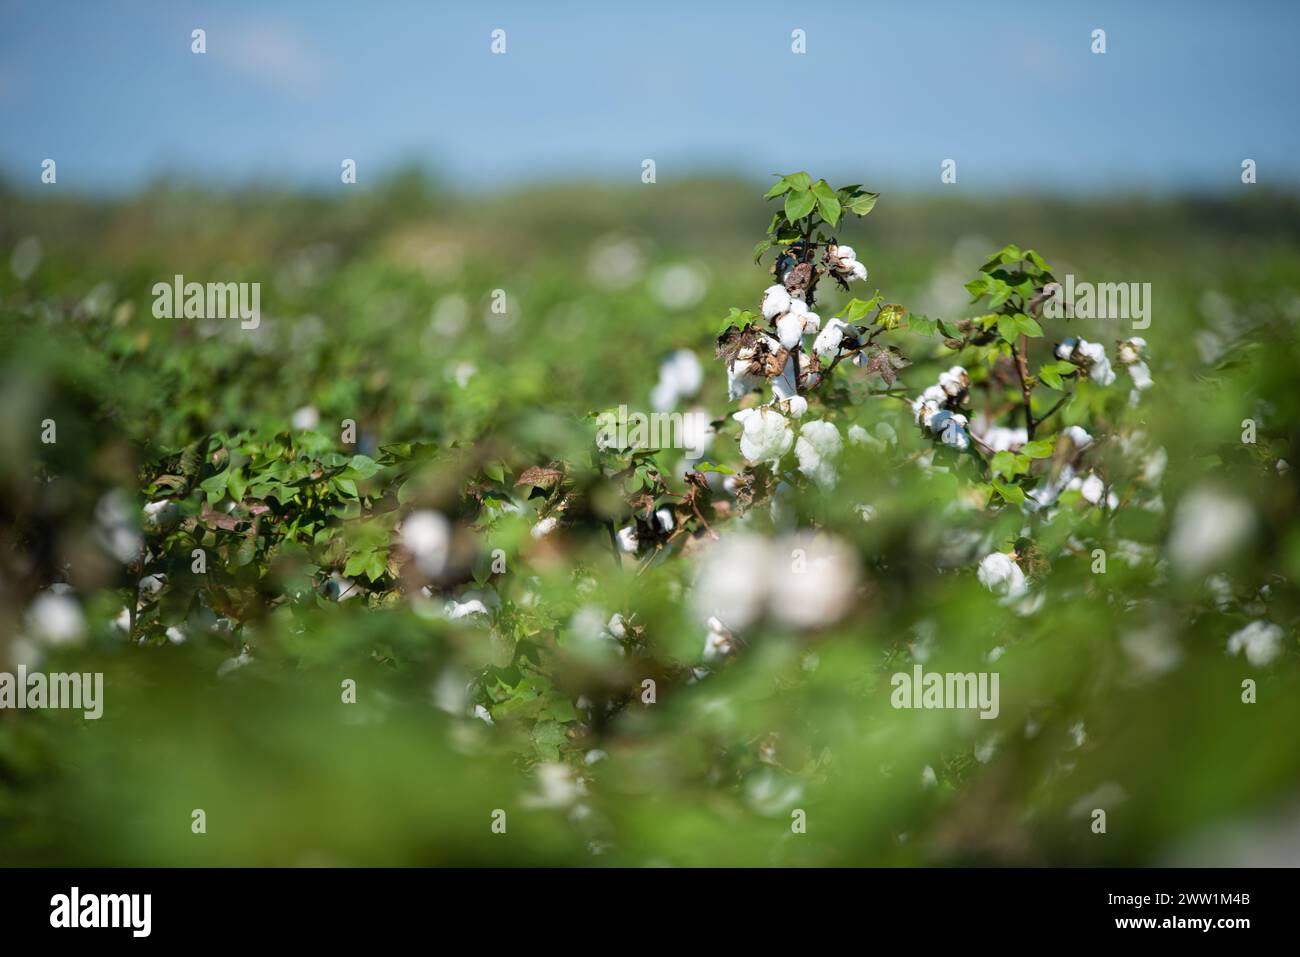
[1056,337,1116,387]
[691,531,860,643]
[1116,337,1153,391]
[1227,620,1285,667]
[732,407,794,464]
[912,366,972,451]
[826,244,868,283]
[1063,425,1093,450]
[650,349,704,412]
[794,420,842,489]
[977,551,1028,599]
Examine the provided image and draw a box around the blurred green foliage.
[1,172,1299,866]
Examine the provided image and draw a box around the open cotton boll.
[1227,620,1285,667]
[776,314,805,349]
[1168,488,1254,576]
[761,284,792,320]
[770,355,799,402]
[1079,472,1106,505]
[25,591,86,648]
[445,598,490,621]
[850,260,868,281]
[1128,361,1153,390]
[727,361,762,400]
[795,420,842,489]
[530,515,558,539]
[143,499,181,532]
[734,407,794,463]
[786,395,808,418]
[651,349,704,411]
[616,525,640,553]
[1063,425,1093,449]
[832,244,856,261]
[813,318,846,359]
[291,405,320,430]
[977,552,1028,598]
[401,510,451,577]
[770,533,859,629]
[691,533,773,631]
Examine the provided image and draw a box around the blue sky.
[1,0,1297,194]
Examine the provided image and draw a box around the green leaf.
[785,171,812,190]
[484,461,506,484]
[753,238,773,262]
[1022,440,1054,459]
[991,451,1018,476]
[908,314,937,337]
[997,315,1019,343]
[784,189,816,222]
[199,471,229,505]
[763,176,792,199]
[845,191,879,216]
[692,461,735,475]
[811,179,841,226]
[1015,313,1044,337]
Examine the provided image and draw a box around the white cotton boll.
[848,424,868,445]
[977,552,1028,598]
[787,395,808,418]
[325,573,358,602]
[922,384,946,405]
[26,591,86,648]
[850,261,867,281]
[1079,473,1105,505]
[651,350,703,412]
[703,616,739,661]
[770,356,799,402]
[1063,425,1092,449]
[692,534,773,631]
[801,311,821,334]
[291,405,320,431]
[1227,621,1285,667]
[401,510,451,576]
[777,313,805,349]
[143,499,181,532]
[165,625,187,645]
[761,284,792,320]
[813,318,845,359]
[531,515,558,540]
[1128,360,1153,390]
[616,525,639,553]
[444,598,489,621]
[795,420,842,489]
[111,606,131,635]
[727,361,761,401]
[735,407,794,463]
[607,613,627,639]
[1168,488,1254,576]
[138,573,166,600]
[833,244,856,261]
[786,296,808,318]
[654,507,675,533]
[770,534,859,629]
